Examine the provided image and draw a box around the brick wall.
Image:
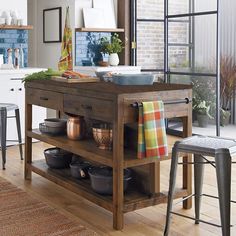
[137,0,188,70]
[75,32,110,66]
[0,29,28,67]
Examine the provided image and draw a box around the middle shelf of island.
[28,129,176,169]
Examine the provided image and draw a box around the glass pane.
[137,22,164,70]
[168,0,217,15]
[168,0,189,15]
[168,21,189,44]
[168,14,217,73]
[169,46,190,69]
[194,0,217,13]
[137,0,164,19]
[170,75,217,136]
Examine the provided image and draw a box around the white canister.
[0,54,3,65]
[108,53,120,66]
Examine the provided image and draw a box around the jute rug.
[0,177,98,236]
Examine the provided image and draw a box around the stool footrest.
[170,211,229,228]
[174,193,236,205]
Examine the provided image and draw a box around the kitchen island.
[24,80,192,230]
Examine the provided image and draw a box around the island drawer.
[26,88,63,110]
[64,94,114,122]
[123,89,191,123]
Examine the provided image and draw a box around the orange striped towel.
[138,101,168,159]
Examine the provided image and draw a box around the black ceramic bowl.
[70,161,91,179]
[88,167,132,195]
[39,123,66,136]
[44,148,72,169]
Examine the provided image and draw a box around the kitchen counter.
[24,80,193,230]
[0,68,45,74]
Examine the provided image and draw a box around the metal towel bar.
[130,97,191,108]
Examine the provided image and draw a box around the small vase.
[108,53,119,66]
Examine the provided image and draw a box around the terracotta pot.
[67,116,86,140]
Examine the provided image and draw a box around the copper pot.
[67,116,86,140]
[92,124,112,150]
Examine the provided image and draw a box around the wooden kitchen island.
[24,80,192,230]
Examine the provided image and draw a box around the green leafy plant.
[191,76,216,119]
[193,100,213,119]
[22,68,62,83]
[100,33,124,55]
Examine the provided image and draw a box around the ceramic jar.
[67,116,86,140]
[108,53,119,66]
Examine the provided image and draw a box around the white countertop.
[74,66,141,76]
[0,68,46,75]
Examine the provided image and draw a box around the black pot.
[88,167,132,195]
[70,161,91,179]
[44,148,72,169]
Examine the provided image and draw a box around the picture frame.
[43,7,62,43]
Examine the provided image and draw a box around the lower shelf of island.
[28,129,174,168]
[29,159,188,213]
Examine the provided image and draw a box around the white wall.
[30,0,75,70]
[0,0,27,24]
[28,0,118,69]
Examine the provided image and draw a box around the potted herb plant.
[193,100,213,128]
[220,56,236,125]
[100,33,124,66]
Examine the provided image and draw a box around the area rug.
[0,177,98,236]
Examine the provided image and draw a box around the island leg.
[150,162,160,194]
[25,102,32,180]
[182,114,192,209]
[112,99,124,230]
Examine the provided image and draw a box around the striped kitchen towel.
[58,6,73,71]
[138,101,168,159]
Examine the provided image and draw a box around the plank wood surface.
[2,142,236,235]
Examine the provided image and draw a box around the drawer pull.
[81,104,92,110]
[40,97,49,101]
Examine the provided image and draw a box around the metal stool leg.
[15,109,23,160]
[0,109,7,169]
[215,153,231,236]
[164,144,179,236]
[194,154,204,224]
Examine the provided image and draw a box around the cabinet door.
[14,79,47,141]
[0,73,47,144]
[0,75,19,143]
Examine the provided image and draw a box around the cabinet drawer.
[123,90,191,123]
[64,94,113,122]
[26,88,63,110]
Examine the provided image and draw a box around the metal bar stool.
[0,103,23,169]
[164,135,236,236]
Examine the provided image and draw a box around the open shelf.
[28,129,174,169]
[0,25,33,30]
[28,130,113,167]
[75,27,125,33]
[30,159,188,213]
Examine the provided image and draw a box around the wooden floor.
[1,142,236,236]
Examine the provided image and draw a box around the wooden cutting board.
[51,76,100,83]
